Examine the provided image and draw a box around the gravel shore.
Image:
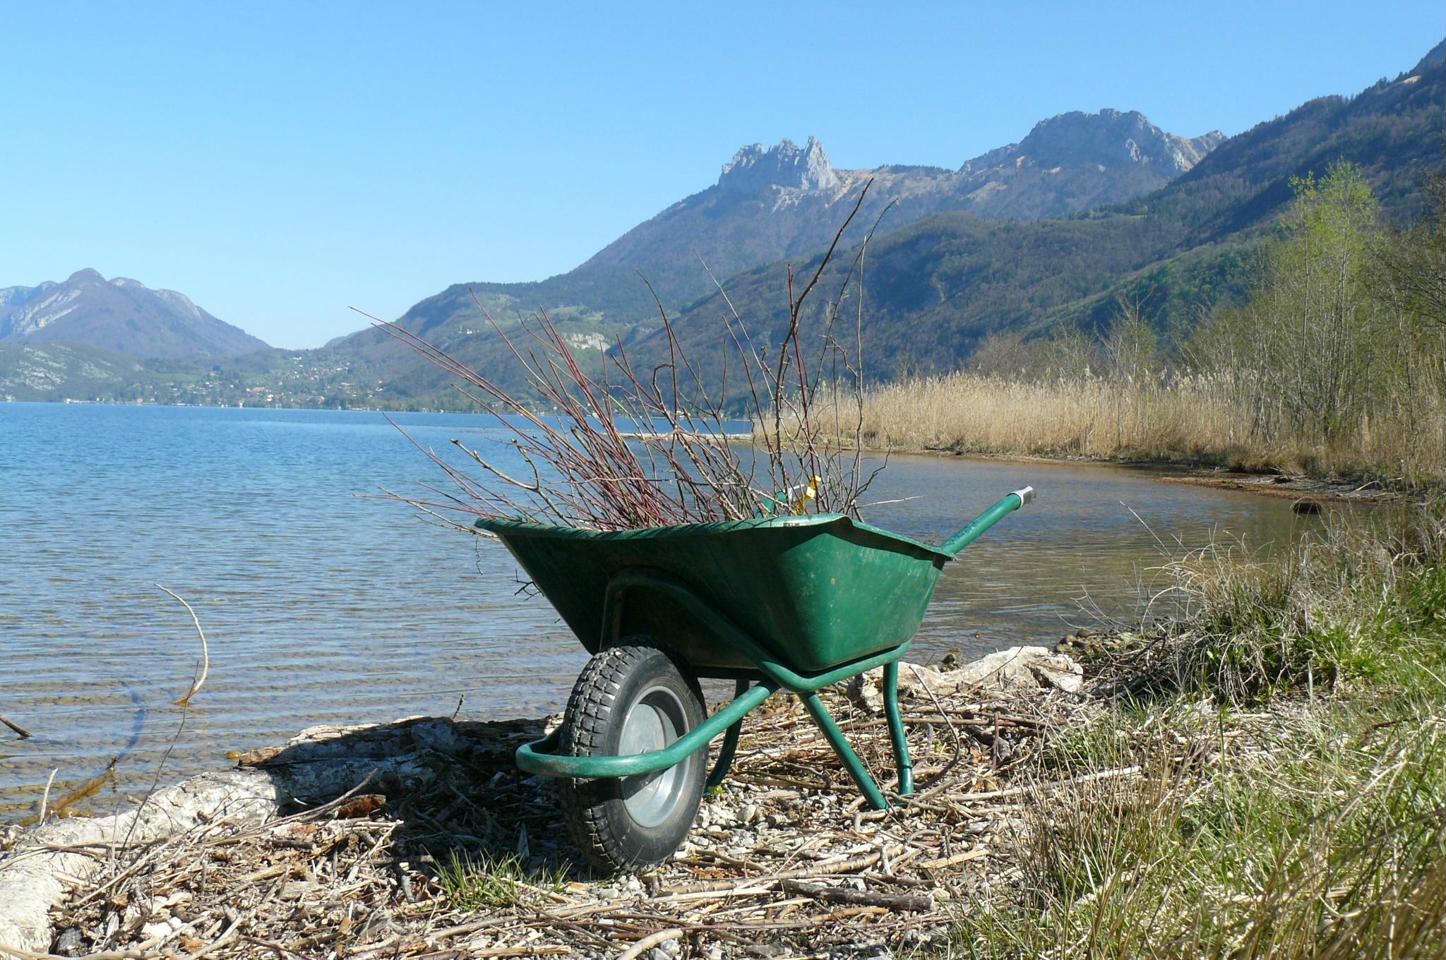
[0,647,1092,960]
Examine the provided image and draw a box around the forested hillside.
[643,41,1444,390]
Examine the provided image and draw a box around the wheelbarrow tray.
[476,513,954,674]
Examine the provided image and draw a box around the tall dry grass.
[856,370,1444,486]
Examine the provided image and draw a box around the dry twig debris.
[7,653,1092,960]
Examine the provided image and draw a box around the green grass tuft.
[437,851,569,910]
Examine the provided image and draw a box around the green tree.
[1268,164,1387,442]
[1101,299,1161,382]
[1193,163,1388,446]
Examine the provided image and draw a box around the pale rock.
[1,715,550,952]
[0,770,282,951]
[1029,656,1085,693]
[139,917,185,941]
[883,647,1083,699]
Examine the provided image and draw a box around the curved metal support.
[706,679,750,788]
[516,680,776,779]
[524,567,915,805]
[799,691,887,810]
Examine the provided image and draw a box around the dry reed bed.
[4,662,1098,960]
[854,372,1444,484]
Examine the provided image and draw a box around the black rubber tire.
[559,643,707,873]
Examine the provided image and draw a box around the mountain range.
[310,107,1232,402]
[2,40,1440,406]
[317,39,1441,407]
[0,269,266,359]
[340,110,1222,358]
[525,109,1221,310]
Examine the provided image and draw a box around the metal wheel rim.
[618,683,693,828]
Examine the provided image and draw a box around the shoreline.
[0,647,1087,959]
[845,441,1421,504]
[8,399,1423,504]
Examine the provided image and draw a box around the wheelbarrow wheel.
[559,643,707,872]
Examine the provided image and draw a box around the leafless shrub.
[372,181,889,531]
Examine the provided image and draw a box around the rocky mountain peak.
[1012,109,1223,173]
[718,135,838,193]
[67,267,105,284]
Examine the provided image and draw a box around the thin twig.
[157,584,209,705]
[615,928,685,960]
[38,768,58,823]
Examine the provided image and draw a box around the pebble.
[52,928,84,956]
[139,917,185,941]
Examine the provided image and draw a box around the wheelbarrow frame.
[483,486,1035,812]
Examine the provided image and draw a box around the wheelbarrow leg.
[883,661,914,795]
[798,692,888,810]
[706,680,750,789]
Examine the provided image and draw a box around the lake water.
[0,402,1315,819]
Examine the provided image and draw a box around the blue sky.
[4,2,1441,348]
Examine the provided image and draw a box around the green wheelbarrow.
[477,486,1035,871]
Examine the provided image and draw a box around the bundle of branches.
[378,181,889,532]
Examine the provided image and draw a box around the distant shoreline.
[6,397,1411,504]
[845,442,1413,504]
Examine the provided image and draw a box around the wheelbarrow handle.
[940,486,1035,556]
